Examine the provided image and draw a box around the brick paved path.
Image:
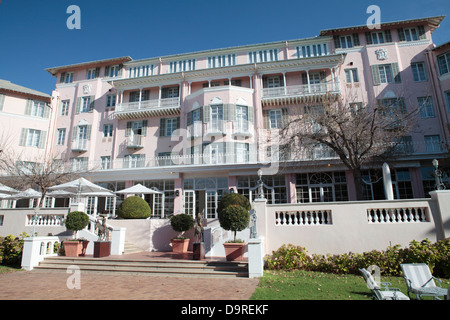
[0,270,260,300]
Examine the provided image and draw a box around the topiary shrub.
[117,196,151,219]
[217,193,251,217]
[218,205,250,242]
[65,211,89,238]
[170,214,194,239]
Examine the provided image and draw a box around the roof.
[319,15,445,36]
[45,56,132,75]
[0,79,50,100]
[432,40,450,52]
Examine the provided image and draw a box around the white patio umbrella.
[7,188,42,200]
[115,183,163,195]
[0,182,19,195]
[48,177,110,202]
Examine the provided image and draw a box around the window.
[264,76,283,88]
[106,95,116,108]
[71,157,88,171]
[60,100,69,116]
[31,100,46,117]
[187,108,203,137]
[169,59,196,73]
[392,169,413,199]
[103,124,113,137]
[345,69,359,83]
[437,52,450,76]
[129,90,149,102]
[418,96,435,118]
[210,105,224,132]
[160,118,179,137]
[75,96,95,113]
[86,68,99,80]
[371,63,401,85]
[269,109,282,129]
[162,87,179,99]
[128,64,153,78]
[19,128,46,148]
[445,91,450,112]
[296,172,348,203]
[236,105,249,132]
[237,175,287,204]
[208,54,236,68]
[411,62,427,81]
[126,120,147,137]
[60,72,73,84]
[296,43,329,58]
[236,143,249,163]
[123,154,145,168]
[398,26,426,42]
[105,65,121,78]
[100,156,111,170]
[365,30,392,44]
[425,135,441,153]
[248,49,278,63]
[56,128,66,145]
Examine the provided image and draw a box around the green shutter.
[160,118,166,137]
[392,63,401,83]
[75,97,81,114]
[397,28,405,42]
[418,25,426,40]
[25,99,32,115]
[142,120,148,136]
[38,130,47,149]
[72,126,77,141]
[89,96,95,112]
[352,33,360,46]
[248,106,254,123]
[365,32,373,45]
[203,105,210,123]
[86,125,92,140]
[43,104,51,118]
[281,108,289,127]
[371,65,381,86]
[19,128,27,146]
[263,110,269,129]
[125,122,132,137]
[385,30,392,43]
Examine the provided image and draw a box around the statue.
[193,212,204,243]
[95,214,109,241]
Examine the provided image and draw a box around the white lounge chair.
[359,268,409,300]
[400,263,448,300]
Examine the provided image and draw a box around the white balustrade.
[27,214,65,226]
[367,207,428,224]
[21,236,60,271]
[275,210,332,226]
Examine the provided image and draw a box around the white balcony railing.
[116,97,180,113]
[72,139,87,151]
[262,82,338,98]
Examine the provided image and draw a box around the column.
[158,86,162,107]
[306,70,311,93]
[330,67,335,91]
[138,88,142,109]
[282,72,287,95]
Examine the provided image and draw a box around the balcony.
[115,97,180,120]
[71,139,88,152]
[127,134,144,149]
[261,82,340,106]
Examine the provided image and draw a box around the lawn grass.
[0,265,22,274]
[250,270,449,300]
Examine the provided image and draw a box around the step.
[35,256,249,278]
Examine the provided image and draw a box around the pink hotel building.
[3,16,450,217]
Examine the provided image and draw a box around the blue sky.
[0,0,449,94]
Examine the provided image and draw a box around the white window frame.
[63,72,74,83]
[106,94,116,107]
[103,124,113,137]
[81,96,91,113]
[31,101,45,117]
[56,128,66,145]
[345,69,359,83]
[236,105,249,132]
[86,68,97,80]
[269,109,282,129]
[26,129,41,147]
[411,62,427,82]
[403,28,419,42]
[418,96,435,118]
[210,105,224,132]
[165,118,178,137]
[60,100,69,116]
[425,135,441,153]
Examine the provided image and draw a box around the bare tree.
[0,150,90,207]
[280,92,420,200]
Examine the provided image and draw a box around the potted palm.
[63,211,90,257]
[218,203,250,261]
[170,213,194,253]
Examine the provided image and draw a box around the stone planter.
[171,238,189,253]
[94,241,111,258]
[193,242,205,260]
[223,242,246,261]
[63,240,89,257]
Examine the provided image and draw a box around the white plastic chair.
[400,263,448,300]
[359,268,409,300]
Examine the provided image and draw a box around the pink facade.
[3,16,449,217]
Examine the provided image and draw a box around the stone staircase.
[34,256,249,278]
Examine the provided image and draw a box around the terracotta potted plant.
[219,204,250,261]
[63,211,90,257]
[170,213,194,253]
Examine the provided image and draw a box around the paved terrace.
[0,251,260,300]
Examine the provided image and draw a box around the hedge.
[266,238,450,278]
